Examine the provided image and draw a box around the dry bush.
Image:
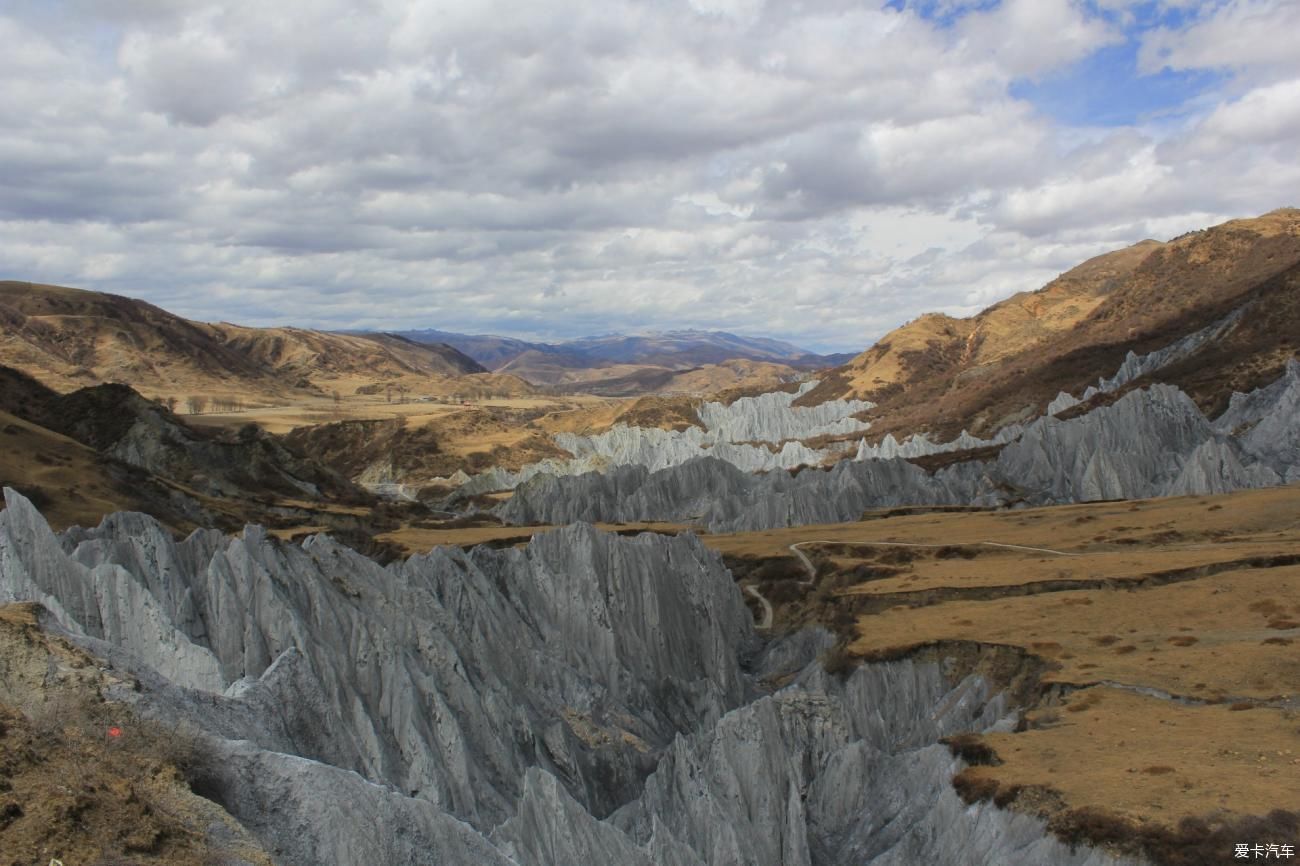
[1015,707,1062,731]
[1248,598,1282,615]
[876,547,920,565]
[1051,807,1300,866]
[765,580,809,604]
[1065,691,1104,713]
[820,641,860,677]
[993,784,1024,808]
[942,733,1001,766]
[25,692,210,784]
[952,769,1000,804]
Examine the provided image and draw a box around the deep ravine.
[0,487,1147,865]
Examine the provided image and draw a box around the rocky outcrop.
[497,458,759,526]
[6,376,365,504]
[993,384,1276,503]
[2,490,754,827]
[450,381,870,498]
[0,491,1139,866]
[502,373,1298,532]
[852,426,1021,461]
[695,381,874,443]
[1212,358,1300,481]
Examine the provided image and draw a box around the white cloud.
[1174,78,1300,157]
[1140,0,1300,77]
[0,1,1296,353]
[957,0,1120,79]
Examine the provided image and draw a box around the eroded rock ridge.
[0,492,1136,866]
[501,368,1299,532]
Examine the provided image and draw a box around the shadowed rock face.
[501,370,1297,533]
[0,492,1140,866]
[1213,358,1300,482]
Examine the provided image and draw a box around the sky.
[1,0,1297,352]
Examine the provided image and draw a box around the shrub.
[942,733,1001,766]
[820,641,860,677]
[952,769,999,804]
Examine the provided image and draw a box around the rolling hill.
[0,281,486,401]
[803,208,1300,440]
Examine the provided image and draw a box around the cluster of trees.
[450,387,509,401]
[380,383,511,404]
[157,396,247,415]
[208,397,248,413]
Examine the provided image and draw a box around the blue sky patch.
[882,0,1227,128]
[1011,40,1227,128]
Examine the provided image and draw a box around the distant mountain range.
[388,327,851,384]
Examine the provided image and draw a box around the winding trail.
[744,584,774,630]
[744,537,1082,630]
[787,539,1081,583]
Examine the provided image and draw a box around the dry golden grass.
[803,210,1300,439]
[0,603,274,865]
[531,398,639,435]
[849,565,1300,700]
[655,359,802,396]
[966,687,1299,826]
[186,392,583,435]
[703,484,1300,846]
[703,487,1300,560]
[380,521,685,552]
[0,410,141,529]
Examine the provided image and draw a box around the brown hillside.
[0,281,485,401]
[803,209,1300,439]
[208,323,486,389]
[0,281,275,395]
[0,603,275,865]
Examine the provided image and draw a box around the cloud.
[1139,0,1300,78]
[957,0,1120,79]
[0,0,1296,353]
